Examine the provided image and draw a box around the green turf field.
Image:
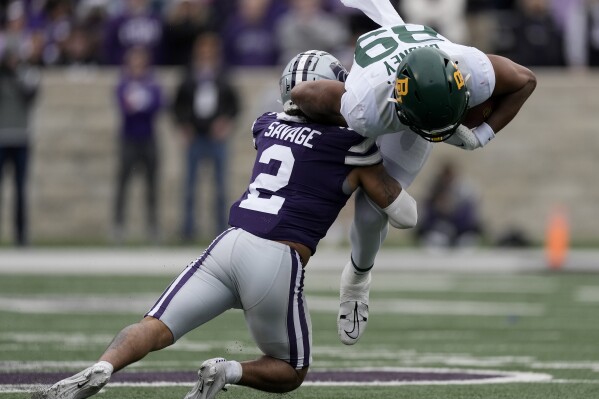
[2,261,599,399]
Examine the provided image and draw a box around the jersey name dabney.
[341,24,495,137]
[229,112,382,254]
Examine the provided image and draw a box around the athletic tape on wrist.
[473,122,495,147]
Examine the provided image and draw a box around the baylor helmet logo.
[453,67,465,90]
[395,78,408,103]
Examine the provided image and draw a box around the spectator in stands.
[399,0,470,43]
[73,0,109,65]
[60,25,99,66]
[113,46,163,244]
[550,0,579,32]
[275,0,349,66]
[0,1,29,59]
[563,0,599,67]
[39,0,74,66]
[172,32,239,241]
[161,0,218,66]
[103,0,162,65]
[415,162,484,249]
[466,0,500,52]
[0,45,41,246]
[496,0,565,66]
[221,0,279,67]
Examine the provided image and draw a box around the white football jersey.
[341,24,496,138]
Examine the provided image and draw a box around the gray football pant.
[350,131,432,269]
[146,228,312,369]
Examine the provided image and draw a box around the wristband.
[473,122,495,147]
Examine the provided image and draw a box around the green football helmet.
[393,47,470,142]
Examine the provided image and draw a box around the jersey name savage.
[263,121,322,148]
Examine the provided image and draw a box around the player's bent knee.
[290,366,309,391]
[383,189,418,229]
[141,316,174,349]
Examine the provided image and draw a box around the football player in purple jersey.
[41,51,418,399]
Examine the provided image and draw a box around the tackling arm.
[347,163,417,229]
[290,81,348,126]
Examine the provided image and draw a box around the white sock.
[94,361,114,374]
[340,261,371,303]
[343,259,372,286]
[225,360,242,384]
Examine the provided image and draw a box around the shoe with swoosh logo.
[184,358,228,399]
[338,300,369,345]
[42,362,112,399]
[337,261,371,345]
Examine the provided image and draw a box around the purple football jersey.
[229,112,382,254]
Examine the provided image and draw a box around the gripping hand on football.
[445,123,495,151]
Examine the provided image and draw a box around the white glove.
[445,123,495,151]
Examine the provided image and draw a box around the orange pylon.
[545,206,569,270]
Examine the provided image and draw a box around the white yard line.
[575,286,599,302]
[308,296,545,316]
[0,294,545,316]
[0,368,554,393]
[1,248,598,275]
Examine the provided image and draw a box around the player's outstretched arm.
[290,81,348,126]
[486,55,537,134]
[347,164,417,229]
[447,55,536,150]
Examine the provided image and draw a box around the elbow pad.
[382,189,417,229]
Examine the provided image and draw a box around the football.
[462,97,495,128]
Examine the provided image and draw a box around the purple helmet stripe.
[146,228,237,320]
[301,54,315,82]
[286,251,299,368]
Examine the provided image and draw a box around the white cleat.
[338,300,369,345]
[338,261,371,345]
[42,362,112,399]
[184,358,228,399]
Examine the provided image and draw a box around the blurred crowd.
[0,0,597,69]
[0,0,593,246]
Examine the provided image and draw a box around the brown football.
[462,97,495,128]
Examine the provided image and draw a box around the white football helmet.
[279,50,347,112]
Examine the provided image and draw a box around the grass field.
[1,248,599,399]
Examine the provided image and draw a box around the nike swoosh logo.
[77,381,87,388]
[344,328,359,339]
[343,302,360,339]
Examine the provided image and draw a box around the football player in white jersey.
[290,0,537,345]
[40,51,418,399]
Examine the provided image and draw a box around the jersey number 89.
[355,25,441,68]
